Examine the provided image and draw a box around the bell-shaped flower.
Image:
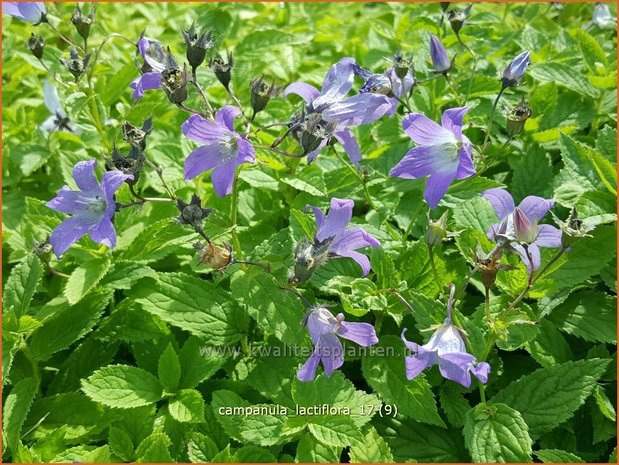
[130,37,166,99]
[3,2,46,24]
[390,107,475,209]
[430,35,451,73]
[40,81,79,134]
[306,198,380,276]
[182,106,255,197]
[483,188,562,271]
[46,160,132,257]
[401,322,490,388]
[297,306,378,381]
[501,51,531,87]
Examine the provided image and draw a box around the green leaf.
[3,377,38,452]
[361,336,445,427]
[234,445,277,463]
[307,416,364,448]
[64,256,112,305]
[296,433,341,463]
[2,254,42,319]
[548,291,616,343]
[439,384,470,428]
[134,433,172,462]
[493,359,611,436]
[525,319,573,368]
[235,29,311,57]
[535,449,585,463]
[158,343,181,393]
[109,427,134,462]
[593,385,616,422]
[131,273,245,345]
[464,403,533,463]
[349,426,394,462]
[186,432,218,463]
[178,336,226,389]
[575,29,608,73]
[281,164,326,197]
[117,220,194,262]
[81,365,163,409]
[99,261,157,292]
[168,389,204,423]
[529,63,598,97]
[239,168,279,190]
[453,195,498,233]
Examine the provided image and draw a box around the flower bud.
[181,22,213,73]
[291,240,331,284]
[33,237,53,264]
[60,47,91,82]
[250,76,283,115]
[293,112,337,156]
[195,241,232,270]
[430,35,451,74]
[448,8,468,35]
[176,194,212,232]
[105,145,144,185]
[26,33,45,59]
[513,207,536,243]
[502,51,531,88]
[122,118,152,151]
[161,49,189,104]
[505,98,532,138]
[392,52,414,80]
[71,4,95,42]
[425,211,449,247]
[209,52,233,89]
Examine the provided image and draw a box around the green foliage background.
[2,2,617,463]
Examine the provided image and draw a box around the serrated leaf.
[576,29,608,73]
[529,63,598,97]
[134,433,172,462]
[281,164,326,197]
[168,389,204,423]
[64,257,112,305]
[439,384,470,428]
[158,343,181,393]
[81,365,163,409]
[307,416,364,448]
[186,432,218,463]
[239,168,279,190]
[109,427,134,462]
[3,377,38,452]
[535,449,585,463]
[178,336,226,389]
[349,426,394,462]
[464,403,533,463]
[3,254,42,319]
[453,195,498,234]
[296,433,341,462]
[493,359,611,436]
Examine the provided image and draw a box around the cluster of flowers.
[7,2,577,386]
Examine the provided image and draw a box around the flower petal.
[482,188,515,221]
[47,187,91,215]
[330,227,379,254]
[43,81,64,116]
[211,161,237,197]
[73,160,100,193]
[472,362,491,384]
[297,352,321,382]
[181,114,227,144]
[236,138,256,165]
[101,170,132,217]
[438,352,476,387]
[333,250,372,276]
[88,216,117,249]
[322,93,392,127]
[333,128,361,166]
[316,198,354,242]
[402,113,456,146]
[305,205,325,229]
[535,224,563,249]
[441,106,470,140]
[390,145,457,179]
[518,195,554,222]
[456,145,475,180]
[337,321,378,347]
[512,243,541,272]
[215,105,242,132]
[283,82,319,106]
[130,72,162,100]
[50,216,93,257]
[307,139,328,163]
[184,144,224,180]
[424,169,457,209]
[318,333,344,377]
[402,329,437,380]
[313,57,356,110]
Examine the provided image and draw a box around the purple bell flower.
[182,106,255,197]
[3,2,46,24]
[402,323,490,388]
[130,37,166,99]
[430,35,451,73]
[390,107,475,209]
[297,306,378,381]
[501,51,531,87]
[483,188,562,272]
[46,160,132,257]
[283,57,392,165]
[306,198,380,276]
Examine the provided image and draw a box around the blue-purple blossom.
[501,51,531,87]
[46,160,132,257]
[401,320,490,388]
[3,2,46,23]
[483,188,562,272]
[430,35,451,73]
[182,106,255,197]
[130,37,166,99]
[390,107,475,209]
[297,306,378,381]
[307,198,380,276]
[40,81,79,134]
[353,63,415,117]
[283,57,392,165]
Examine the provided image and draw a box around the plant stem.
[444,74,464,106]
[535,246,568,280]
[506,245,535,311]
[482,86,506,153]
[330,146,377,209]
[240,334,250,357]
[86,86,111,152]
[46,20,82,50]
[230,166,243,260]
[191,69,214,117]
[255,143,305,159]
[374,310,384,334]
[484,286,492,324]
[143,158,177,200]
[428,244,441,289]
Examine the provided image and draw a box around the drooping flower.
[430,35,451,73]
[3,2,46,24]
[401,299,490,388]
[40,81,79,134]
[390,107,475,209]
[501,51,531,87]
[182,106,255,197]
[482,188,562,271]
[46,160,132,257]
[130,37,166,99]
[283,57,392,165]
[297,306,378,381]
[301,197,380,277]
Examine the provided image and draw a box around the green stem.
[444,74,464,106]
[428,244,441,289]
[231,166,243,260]
[374,310,384,334]
[401,202,425,243]
[241,334,250,357]
[482,86,506,153]
[456,31,478,103]
[484,286,492,324]
[86,86,111,152]
[479,383,487,403]
[330,146,376,209]
[46,20,82,51]
[535,246,568,280]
